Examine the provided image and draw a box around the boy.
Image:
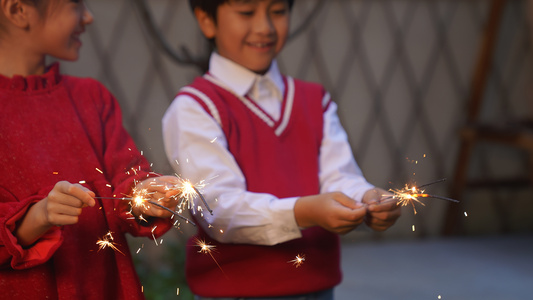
[162,0,401,299]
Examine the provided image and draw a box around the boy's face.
[198,0,290,74]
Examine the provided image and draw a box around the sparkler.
[96,231,125,255]
[95,196,196,226]
[171,176,213,215]
[380,179,459,214]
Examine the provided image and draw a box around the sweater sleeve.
[0,185,63,270]
[87,80,172,238]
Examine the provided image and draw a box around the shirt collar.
[208,52,284,98]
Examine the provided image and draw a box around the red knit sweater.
[0,64,171,299]
[180,76,341,297]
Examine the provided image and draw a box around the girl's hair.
[21,0,50,14]
[189,0,294,23]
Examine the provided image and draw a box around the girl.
[0,1,178,299]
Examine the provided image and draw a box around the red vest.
[180,75,341,297]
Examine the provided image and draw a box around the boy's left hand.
[131,176,180,219]
[362,188,401,231]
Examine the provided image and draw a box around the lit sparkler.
[170,176,213,215]
[96,231,125,255]
[289,254,306,268]
[95,195,196,226]
[380,179,459,214]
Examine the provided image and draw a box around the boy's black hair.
[189,0,294,23]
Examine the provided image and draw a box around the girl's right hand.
[15,181,95,247]
[40,181,96,227]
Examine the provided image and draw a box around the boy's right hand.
[294,192,367,234]
[39,181,95,227]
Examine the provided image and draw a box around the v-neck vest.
[178,75,341,297]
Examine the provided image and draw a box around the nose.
[254,12,275,35]
[82,3,94,25]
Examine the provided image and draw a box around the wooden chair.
[442,0,533,235]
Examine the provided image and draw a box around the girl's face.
[202,0,290,74]
[28,0,93,61]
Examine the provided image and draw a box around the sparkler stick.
[193,186,212,215]
[94,197,196,226]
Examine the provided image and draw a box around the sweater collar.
[0,63,62,92]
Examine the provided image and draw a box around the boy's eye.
[238,10,254,16]
[271,8,287,15]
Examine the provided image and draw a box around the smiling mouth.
[248,42,274,48]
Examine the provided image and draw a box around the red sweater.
[0,64,171,299]
[180,76,341,297]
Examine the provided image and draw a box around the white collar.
[208,52,284,98]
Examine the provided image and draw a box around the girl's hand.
[40,181,96,226]
[15,181,95,247]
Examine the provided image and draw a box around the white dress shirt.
[162,52,374,246]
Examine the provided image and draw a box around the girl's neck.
[0,46,46,78]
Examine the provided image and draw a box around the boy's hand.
[362,188,401,231]
[41,181,96,227]
[295,192,367,235]
[131,176,180,219]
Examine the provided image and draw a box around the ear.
[194,7,216,39]
[1,0,31,29]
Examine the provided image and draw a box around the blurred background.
[57,0,532,299]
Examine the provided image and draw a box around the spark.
[381,179,458,214]
[194,237,227,277]
[151,226,158,246]
[170,176,213,215]
[96,231,125,255]
[289,254,306,268]
[196,238,216,254]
